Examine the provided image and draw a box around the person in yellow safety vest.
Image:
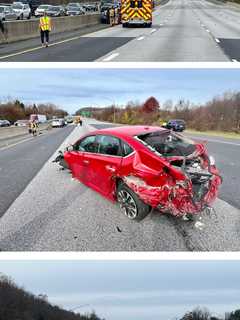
[39,11,52,47]
[30,121,38,136]
[109,7,115,26]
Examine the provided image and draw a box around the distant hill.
[0,274,103,320]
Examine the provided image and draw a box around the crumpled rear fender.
[121,148,222,216]
[123,174,221,216]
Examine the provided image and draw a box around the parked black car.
[163,119,186,132]
[46,5,64,16]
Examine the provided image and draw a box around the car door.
[67,135,98,185]
[83,134,123,197]
[23,5,27,18]
[8,7,16,20]
[4,8,10,20]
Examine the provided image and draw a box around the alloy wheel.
[117,190,138,219]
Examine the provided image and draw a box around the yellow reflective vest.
[39,16,51,31]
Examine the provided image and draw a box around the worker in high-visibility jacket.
[39,11,52,47]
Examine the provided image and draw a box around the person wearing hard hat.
[39,11,52,47]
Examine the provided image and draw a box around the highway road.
[1,0,240,61]
[0,119,240,251]
[0,125,74,218]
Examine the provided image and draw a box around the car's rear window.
[137,131,196,157]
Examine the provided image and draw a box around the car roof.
[91,125,169,139]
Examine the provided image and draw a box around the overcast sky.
[0,260,240,320]
[0,69,240,113]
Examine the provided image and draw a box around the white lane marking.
[102,52,119,61]
[137,36,145,41]
[0,137,33,151]
[151,28,157,33]
[159,23,164,26]
[206,29,210,32]
[189,136,240,146]
[0,34,86,60]
[215,38,220,43]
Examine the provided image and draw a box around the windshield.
[51,6,59,10]
[12,3,23,8]
[0,7,5,12]
[38,5,49,9]
[137,131,196,157]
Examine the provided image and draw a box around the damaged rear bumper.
[123,173,222,217]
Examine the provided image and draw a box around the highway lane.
[0,119,240,251]
[1,0,240,61]
[92,123,240,210]
[0,125,74,218]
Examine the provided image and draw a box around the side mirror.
[66,145,74,152]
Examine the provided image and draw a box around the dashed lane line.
[102,52,119,61]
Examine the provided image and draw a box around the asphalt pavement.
[1,0,240,61]
[0,119,240,251]
[0,125,74,218]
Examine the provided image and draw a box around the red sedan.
[55,126,222,221]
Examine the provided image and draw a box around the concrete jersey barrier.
[0,14,100,43]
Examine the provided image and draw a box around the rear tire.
[117,182,151,221]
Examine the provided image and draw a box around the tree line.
[0,99,68,123]
[179,307,240,320]
[0,274,103,320]
[83,92,240,133]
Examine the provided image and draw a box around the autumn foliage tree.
[142,96,160,113]
[0,99,68,123]
[91,92,240,133]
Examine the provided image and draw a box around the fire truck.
[121,0,152,27]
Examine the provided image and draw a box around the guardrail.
[0,13,100,43]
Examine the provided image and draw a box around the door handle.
[83,160,89,165]
[105,165,116,173]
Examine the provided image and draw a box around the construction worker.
[39,11,52,47]
[109,6,115,26]
[30,121,37,136]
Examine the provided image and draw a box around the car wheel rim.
[117,190,138,219]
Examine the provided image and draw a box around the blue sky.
[0,260,240,320]
[0,69,240,114]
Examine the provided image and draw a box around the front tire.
[117,183,151,221]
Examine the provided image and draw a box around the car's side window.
[122,141,134,157]
[76,135,98,153]
[97,135,121,156]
